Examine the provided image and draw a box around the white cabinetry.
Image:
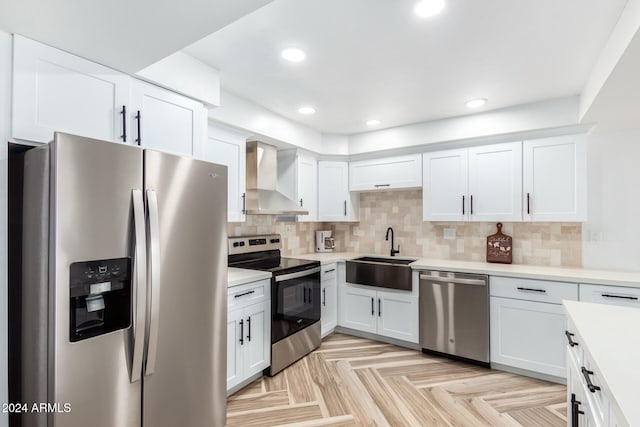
[489,276,578,378]
[318,161,359,221]
[580,284,640,308]
[12,35,130,144]
[523,134,587,222]
[349,154,422,191]
[278,151,318,222]
[423,141,522,222]
[130,80,206,157]
[338,282,418,343]
[321,263,338,336]
[227,279,270,393]
[200,122,248,222]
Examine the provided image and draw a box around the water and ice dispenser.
[69,258,132,342]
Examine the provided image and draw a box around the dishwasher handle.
[419,274,487,286]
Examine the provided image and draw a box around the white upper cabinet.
[12,35,130,144]
[467,142,523,222]
[423,149,468,221]
[278,150,318,221]
[200,122,248,222]
[130,80,206,157]
[423,142,522,222]
[349,154,422,191]
[523,134,587,222]
[318,161,359,221]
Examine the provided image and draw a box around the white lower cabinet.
[489,277,578,378]
[227,280,270,393]
[339,282,418,343]
[579,284,640,308]
[321,263,338,337]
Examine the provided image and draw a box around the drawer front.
[490,276,578,304]
[321,264,337,282]
[580,284,640,308]
[582,351,609,425]
[228,279,269,310]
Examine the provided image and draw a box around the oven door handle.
[274,266,321,282]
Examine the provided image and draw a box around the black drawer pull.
[324,268,336,273]
[374,184,390,188]
[234,290,256,299]
[601,293,638,301]
[565,331,579,347]
[581,367,601,393]
[517,287,547,293]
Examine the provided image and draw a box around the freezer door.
[143,150,228,427]
[45,134,143,426]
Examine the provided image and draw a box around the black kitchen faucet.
[385,227,400,256]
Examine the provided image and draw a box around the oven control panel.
[228,234,282,255]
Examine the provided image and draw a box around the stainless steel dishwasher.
[419,270,490,366]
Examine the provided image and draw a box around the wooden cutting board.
[486,223,512,264]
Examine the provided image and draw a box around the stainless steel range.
[228,235,321,376]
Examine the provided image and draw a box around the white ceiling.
[0,0,273,73]
[185,0,628,135]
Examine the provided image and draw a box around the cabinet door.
[321,264,338,337]
[130,80,206,157]
[349,154,422,191]
[376,290,419,343]
[468,142,522,222]
[490,297,566,377]
[201,123,248,222]
[318,161,358,221]
[243,301,270,377]
[226,309,244,391]
[422,149,468,221]
[523,135,587,222]
[297,155,318,222]
[339,284,377,333]
[12,35,130,144]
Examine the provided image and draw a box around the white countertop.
[295,252,640,288]
[227,267,272,287]
[564,301,640,427]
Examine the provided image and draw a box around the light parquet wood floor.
[226,333,567,426]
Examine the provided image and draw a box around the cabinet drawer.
[490,276,578,304]
[228,279,269,310]
[321,264,337,282]
[580,284,640,308]
[582,352,609,425]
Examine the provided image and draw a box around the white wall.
[582,128,640,271]
[320,134,349,156]
[348,97,580,155]
[0,29,10,427]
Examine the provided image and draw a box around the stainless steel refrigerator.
[19,132,227,426]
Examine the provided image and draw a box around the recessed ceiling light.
[415,0,445,18]
[366,119,381,126]
[281,48,306,62]
[466,98,488,108]
[298,106,316,115]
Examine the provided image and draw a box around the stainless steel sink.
[346,256,416,291]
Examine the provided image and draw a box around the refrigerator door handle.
[145,189,162,376]
[131,189,147,383]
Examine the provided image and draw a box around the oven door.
[271,266,321,343]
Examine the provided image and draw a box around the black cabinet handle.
[470,195,474,215]
[324,268,336,273]
[246,316,251,342]
[565,331,579,347]
[371,297,374,316]
[570,393,583,427]
[300,198,303,207]
[239,319,244,345]
[601,293,638,301]
[120,105,127,142]
[462,195,465,215]
[234,290,255,298]
[517,287,547,293]
[527,192,531,215]
[344,200,347,216]
[374,184,390,188]
[323,288,326,306]
[581,367,601,393]
[378,298,381,317]
[241,192,246,214]
[135,110,142,146]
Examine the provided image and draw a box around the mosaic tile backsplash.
[230,190,582,267]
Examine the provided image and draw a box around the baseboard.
[491,362,566,385]
[333,326,420,350]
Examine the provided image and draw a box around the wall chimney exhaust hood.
[244,141,309,215]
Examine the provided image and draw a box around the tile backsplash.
[230,190,582,267]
